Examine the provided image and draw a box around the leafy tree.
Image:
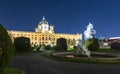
[85,38,99,51]
[14,37,32,52]
[0,24,15,73]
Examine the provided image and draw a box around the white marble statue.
[75,39,91,57]
[84,23,96,40]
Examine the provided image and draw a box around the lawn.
[3,68,25,74]
[95,48,120,53]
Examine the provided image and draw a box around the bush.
[0,24,15,73]
[33,44,40,51]
[111,42,120,50]
[39,44,45,51]
[36,46,41,51]
[45,45,51,50]
[85,38,99,51]
[14,37,32,52]
[56,38,67,51]
[54,44,62,51]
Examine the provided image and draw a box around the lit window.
[32,37,34,40]
[42,37,44,40]
[49,37,51,40]
[35,37,37,40]
[46,37,47,40]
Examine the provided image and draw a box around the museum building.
[8,16,82,46]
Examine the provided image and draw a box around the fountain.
[51,23,120,64]
[74,23,95,57]
[74,39,91,57]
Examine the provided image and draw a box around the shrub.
[0,24,15,73]
[45,45,51,50]
[39,44,45,51]
[14,37,32,52]
[36,46,41,51]
[56,38,67,51]
[54,44,62,51]
[111,42,120,50]
[85,38,99,51]
[33,44,40,51]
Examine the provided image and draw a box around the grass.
[95,48,120,53]
[43,53,120,65]
[3,68,25,74]
[14,50,42,55]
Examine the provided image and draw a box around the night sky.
[0,0,120,39]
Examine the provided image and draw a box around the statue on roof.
[42,16,45,21]
[39,16,48,24]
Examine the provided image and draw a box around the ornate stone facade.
[8,16,82,46]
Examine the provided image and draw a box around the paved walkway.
[10,52,120,74]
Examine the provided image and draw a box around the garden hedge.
[0,24,15,73]
[14,37,32,52]
[56,38,67,51]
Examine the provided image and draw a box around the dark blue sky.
[0,0,120,38]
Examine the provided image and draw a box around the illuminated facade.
[8,16,82,46]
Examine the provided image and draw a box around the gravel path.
[9,52,120,74]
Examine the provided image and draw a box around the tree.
[14,37,32,52]
[85,38,99,51]
[56,38,67,51]
[0,24,15,73]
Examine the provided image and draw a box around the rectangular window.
[49,37,51,40]
[35,37,37,40]
[32,37,34,40]
[42,37,44,40]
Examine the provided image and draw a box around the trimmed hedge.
[0,24,15,73]
[14,37,32,52]
[111,42,120,50]
[56,38,67,51]
[85,38,99,51]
